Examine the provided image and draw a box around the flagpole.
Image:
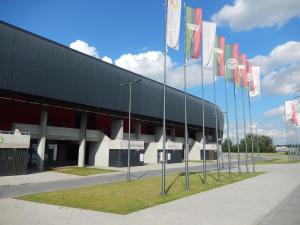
[161,0,167,196]
[213,74,221,181]
[242,89,249,173]
[201,26,207,185]
[255,124,259,161]
[284,106,289,161]
[183,1,189,191]
[248,91,255,172]
[224,78,232,176]
[233,83,241,174]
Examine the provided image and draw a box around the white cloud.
[212,0,300,31]
[252,41,300,75]
[262,63,300,95]
[102,56,113,64]
[69,40,99,58]
[115,51,213,90]
[251,41,300,95]
[263,105,284,117]
[115,51,171,83]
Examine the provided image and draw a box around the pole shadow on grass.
[166,173,182,193]
[208,173,218,182]
[197,172,205,184]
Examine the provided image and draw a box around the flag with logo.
[224,44,233,81]
[233,44,239,87]
[224,43,239,86]
[166,0,182,50]
[185,6,202,59]
[249,66,260,97]
[202,21,216,68]
[213,36,225,77]
[246,61,255,91]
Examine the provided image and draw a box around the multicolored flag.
[233,44,239,87]
[166,0,182,50]
[292,103,298,126]
[249,66,261,97]
[213,36,225,77]
[285,100,297,122]
[202,21,216,68]
[239,54,247,88]
[224,44,233,81]
[246,61,255,91]
[224,43,239,86]
[185,6,202,59]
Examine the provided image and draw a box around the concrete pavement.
[0,163,300,225]
[257,183,300,225]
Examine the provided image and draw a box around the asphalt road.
[0,158,262,199]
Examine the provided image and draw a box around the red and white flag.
[249,66,260,97]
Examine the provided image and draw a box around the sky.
[1,0,300,144]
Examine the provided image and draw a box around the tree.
[239,134,275,153]
[222,138,233,152]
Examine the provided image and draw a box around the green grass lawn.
[17,171,263,214]
[50,167,117,176]
[256,158,300,165]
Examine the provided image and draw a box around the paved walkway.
[257,183,300,225]
[0,163,300,225]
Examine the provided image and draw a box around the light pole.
[120,78,141,181]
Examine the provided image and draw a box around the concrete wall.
[88,131,110,167]
[0,132,30,149]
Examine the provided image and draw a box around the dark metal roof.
[0,21,223,130]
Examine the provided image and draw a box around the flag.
[249,66,261,97]
[246,61,255,91]
[297,113,300,127]
[166,0,182,50]
[239,54,247,88]
[224,44,233,81]
[284,100,299,124]
[202,21,216,68]
[224,43,239,86]
[285,101,293,121]
[185,6,202,59]
[233,44,239,87]
[292,103,298,126]
[213,36,225,77]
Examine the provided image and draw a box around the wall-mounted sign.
[0,137,4,144]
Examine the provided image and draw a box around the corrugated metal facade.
[0,21,223,130]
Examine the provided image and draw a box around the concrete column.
[134,120,141,140]
[78,113,87,167]
[196,131,203,142]
[37,108,48,171]
[171,127,176,141]
[155,126,163,142]
[110,119,124,140]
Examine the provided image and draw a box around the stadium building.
[0,21,224,173]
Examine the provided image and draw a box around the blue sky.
[1,0,300,144]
